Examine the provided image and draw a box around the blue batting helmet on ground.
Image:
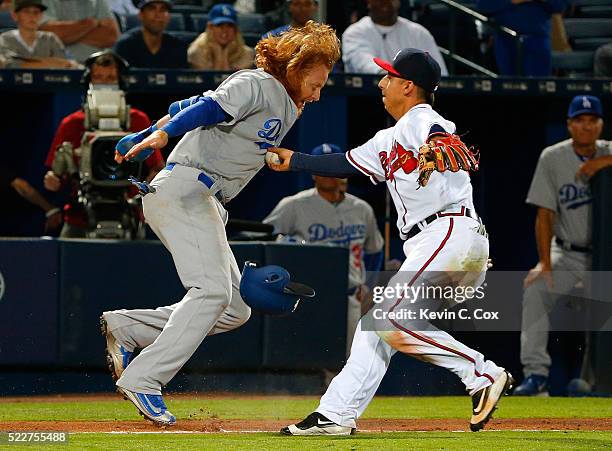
[239,261,315,315]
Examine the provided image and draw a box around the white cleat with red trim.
[469,370,514,432]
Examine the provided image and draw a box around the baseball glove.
[417,133,479,187]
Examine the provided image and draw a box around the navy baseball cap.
[208,3,237,26]
[568,95,603,119]
[311,143,342,156]
[374,48,441,93]
[136,0,173,9]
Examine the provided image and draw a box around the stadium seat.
[190,13,208,33]
[572,37,611,51]
[578,6,612,18]
[242,32,262,48]
[172,5,207,16]
[168,30,198,46]
[0,11,16,29]
[123,14,140,31]
[552,50,594,74]
[167,13,186,32]
[237,13,268,34]
[564,19,612,39]
[570,0,611,5]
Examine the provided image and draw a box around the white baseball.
[265,151,281,165]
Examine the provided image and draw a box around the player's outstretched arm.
[114,115,171,163]
[267,147,362,178]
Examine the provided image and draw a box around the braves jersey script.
[167,68,298,201]
[345,104,475,239]
[527,139,612,247]
[264,188,384,288]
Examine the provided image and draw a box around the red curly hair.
[255,21,340,101]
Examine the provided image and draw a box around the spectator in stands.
[476,0,566,76]
[342,0,447,75]
[188,3,254,70]
[1,162,62,237]
[594,42,612,77]
[107,0,139,16]
[263,0,318,37]
[43,50,165,238]
[0,0,11,11]
[114,0,188,69]
[0,0,77,68]
[39,0,120,63]
[514,95,612,396]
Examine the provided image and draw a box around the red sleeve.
[45,111,85,168]
[129,108,164,170]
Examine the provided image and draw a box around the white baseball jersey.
[167,68,298,201]
[346,104,475,238]
[263,188,384,289]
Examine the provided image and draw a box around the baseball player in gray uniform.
[514,95,612,396]
[264,143,384,351]
[98,21,341,426]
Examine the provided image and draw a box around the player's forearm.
[535,207,555,268]
[289,152,362,177]
[80,21,120,48]
[40,21,94,45]
[160,97,230,137]
[11,178,56,213]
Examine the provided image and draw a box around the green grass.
[1,396,610,422]
[1,396,610,450]
[6,432,612,451]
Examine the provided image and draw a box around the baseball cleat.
[100,314,133,381]
[513,374,549,397]
[281,412,355,436]
[117,387,176,426]
[469,370,514,432]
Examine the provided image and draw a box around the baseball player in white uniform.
[264,143,384,352]
[268,48,513,434]
[514,95,612,396]
[98,22,341,426]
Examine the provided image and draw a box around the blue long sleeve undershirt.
[289,152,362,177]
[161,96,232,137]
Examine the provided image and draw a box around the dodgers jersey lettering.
[264,188,384,288]
[346,104,475,239]
[527,139,612,247]
[167,68,298,201]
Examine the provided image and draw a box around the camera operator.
[43,50,165,238]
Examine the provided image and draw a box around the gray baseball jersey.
[526,138,612,247]
[0,30,67,66]
[263,188,384,288]
[167,68,298,202]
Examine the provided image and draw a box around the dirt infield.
[3,394,610,433]
[2,418,611,433]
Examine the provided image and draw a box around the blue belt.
[165,163,223,203]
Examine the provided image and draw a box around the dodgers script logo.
[379,140,418,181]
[559,183,591,210]
[308,222,366,247]
[256,118,282,150]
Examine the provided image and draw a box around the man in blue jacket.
[477,0,566,76]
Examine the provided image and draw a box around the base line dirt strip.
[1,418,610,433]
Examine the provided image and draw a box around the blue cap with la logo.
[568,95,603,119]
